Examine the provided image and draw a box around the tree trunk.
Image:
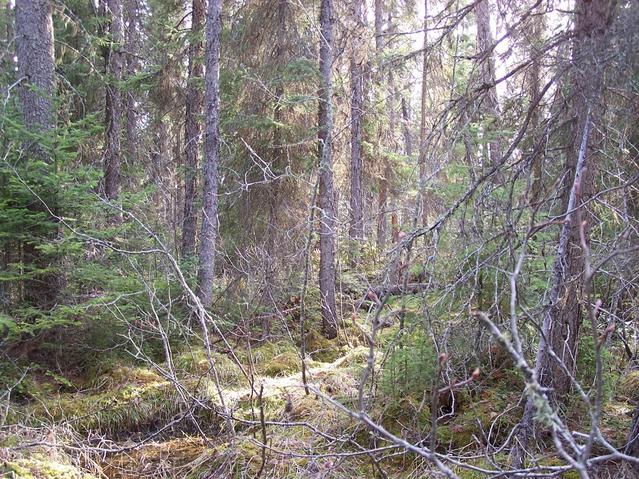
[15,0,59,309]
[182,0,205,257]
[349,0,365,261]
[196,0,222,307]
[535,0,615,399]
[374,0,392,252]
[104,0,123,201]
[528,13,544,205]
[401,96,413,158]
[475,0,501,169]
[318,0,338,339]
[513,0,616,466]
[16,0,54,135]
[124,0,140,166]
[417,0,429,226]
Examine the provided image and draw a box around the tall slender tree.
[196,0,222,306]
[374,0,388,251]
[104,0,123,201]
[318,0,338,339]
[417,0,429,226]
[182,0,205,256]
[475,0,501,169]
[123,0,140,165]
[349,0,365,260]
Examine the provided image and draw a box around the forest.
[1,0,638,477]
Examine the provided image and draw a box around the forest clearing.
[1,0,639,477]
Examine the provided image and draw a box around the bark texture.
[349,0,365,257]
[182,0,205,256]
[513,0,617,466]
[475,0,501,168]
[15,0,58,309]
[16,0,55,136]
[535,0,616,399]
[318,0,338,339]
[124,0,140,165]
[417,0,429,226]
[104,0,124,200]
[196,0,222,306]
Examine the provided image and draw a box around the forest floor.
[1,317,637,478]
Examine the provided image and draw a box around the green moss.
[103,436,216,478]
[305,330,340,362]
[619,370,639,401]
[259,351,301,377]
[18,377,218,436]
[174,349,245,386]
[535,457,582,479]
[1,458,97,479]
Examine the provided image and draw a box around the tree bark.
[513,0,617,466]
[475,0,501,169]
[318,0,338,339]
[535,0,615,401]
[196,0,222,307]
[349,0,365,260]
[527,12,544,204]
[182,0,205,257]
[15,0,59,309]
[417,0,429,226]
[104,0,123,201]
[16,0,54,135]
[401,96,413,158]
[372,0,387,250]
[124,0,140,166]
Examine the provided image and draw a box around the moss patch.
[0,458,98,479]
[102,436,217,478]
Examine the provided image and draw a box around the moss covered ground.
[2,322,636,478]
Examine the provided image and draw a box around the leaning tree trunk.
[15,0,59,309]
[104,0,123,201]
[196,0,222,307]
[349,0,365,262]
[318,0,338,339]
[182,0,205,257]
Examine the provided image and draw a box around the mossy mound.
[305,330,340,362]
[600,400,634,446]
[260,351,301,377]
[437,388,520,450]
[378,396,431,438]
[102,436,217,478]
[174,349,245,387]
[17,379,218,437]
[618,370,639,401]
[0,458,98,479]
[94,365,163,390]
